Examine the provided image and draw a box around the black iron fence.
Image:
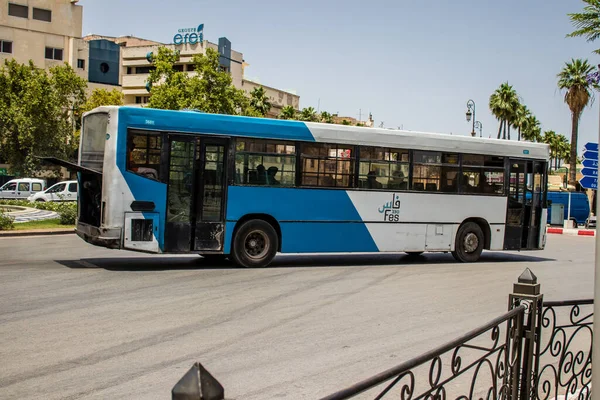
[535,300,593,400]
[171,269,593,400]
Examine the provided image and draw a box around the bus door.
[165,136,197,252]
[504,160,546,250]
[504,161,526,250]
[524,161,546,249]
[192,139,228,252]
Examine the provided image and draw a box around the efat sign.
[174,24,204,45]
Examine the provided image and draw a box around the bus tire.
[232,219,278,268]
[451,222,484,263]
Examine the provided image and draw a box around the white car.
[0,178,46,199]
[28,180,78,202]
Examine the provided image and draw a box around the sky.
[80,0,600,151]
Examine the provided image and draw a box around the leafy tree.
[489,82,519,140]
[557,58,597,184]
[299,107,319,122]
[80,88,123,114]
[567,0,600,54]
[249,86,272,117]
[320,111,334,123]
[147,47,254,116]
[279,105,297,120]
[0,60,87,176]
[341,119,352,125]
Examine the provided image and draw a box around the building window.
[235,139,296,186]
[8,3,28,18]
[359,147,409,190]
[173,64,184,72]
[301,143,354,188]
[45,47,63,61]
[187,64,196,72]
[100,62,110,73]
[136,66,155,74]
[127,67,133,74]
[135,96,149,104]
[1,41,13,54]
[127,130,162,181]
[32,7,51,22]
[77,59,85,69]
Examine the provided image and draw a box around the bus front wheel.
[451,222,484,263]
[232,219,278,268]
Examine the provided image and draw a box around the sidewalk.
[0,228,75,237]
[546,226,596,237]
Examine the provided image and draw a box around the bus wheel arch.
[231,214,281,268]
[452,219,488,262]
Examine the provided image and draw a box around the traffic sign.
[579,176,598,190]
[581,167,598,177]
[585,142,599,152]
[583,159,598,168]
[583,150,598,161]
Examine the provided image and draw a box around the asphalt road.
[0,234,594,399]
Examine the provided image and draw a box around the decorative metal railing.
[319,306,525,400]
[535,300,593,400]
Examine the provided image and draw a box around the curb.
[546,227,596,237]
[0,229,75,238]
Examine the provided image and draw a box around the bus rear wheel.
[451,222,484,263]
[232,219,278,268]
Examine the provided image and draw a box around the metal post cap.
[518,268,537,285]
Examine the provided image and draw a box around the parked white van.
[28,180,78,202]
[0,178,46,200]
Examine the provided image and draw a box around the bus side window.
[127,131,161,181]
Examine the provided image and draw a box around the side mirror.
[172,363,224,400]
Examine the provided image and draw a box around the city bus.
[46,106,550,267]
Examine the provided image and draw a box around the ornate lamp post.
[465,100,476,137]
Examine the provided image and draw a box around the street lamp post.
[474,121,482,138]
[465,100,476,137]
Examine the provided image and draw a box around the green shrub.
[0,200,77,225]
[0,210,14,230]
[56,202,77,225]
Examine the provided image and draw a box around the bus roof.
[91,106,550,160]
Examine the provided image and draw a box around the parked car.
[585,215,596,229]
[28,180,78,202]
[0,178,46,200]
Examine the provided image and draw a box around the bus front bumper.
[76,222,122,249]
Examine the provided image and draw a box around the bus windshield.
[81,112,108,172]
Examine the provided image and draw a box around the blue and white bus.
[46,106,550,267]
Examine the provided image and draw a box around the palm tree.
[557,58,596,185]
[299,107,318,122]
[543,130,559,169]
[567,0,600,54]
[522,114,543,143]
[556,135,571,170]
[249,86,271,117]
[512,104,529,141]
[279,105,296,120]
[320,111,334,124]
[489,82,520,139]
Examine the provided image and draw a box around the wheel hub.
[464,233,479,253]
[244,230,269,259]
